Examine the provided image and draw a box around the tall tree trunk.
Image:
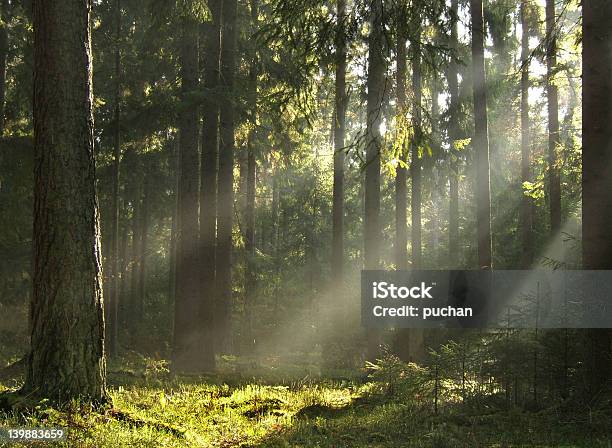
[448,0,460,267]
[0,0,9,135]
[25,0,106,403]
[546,0,561,234]
[411,23,422,269]
[130,178,142,324]
[431,78,440,262]
[136,170,149,322]
[582,0,612,398]
[332,0,347,280]
[107,0,121,357]
[364,0,384,360]
[470,0,492,269]
[199,0,221,369]
[216,0,238,353]
[169,137,179,307]
[173,18,203,372]
[395,18,408,270]
[520,0,533,268]
[243,0,258,350]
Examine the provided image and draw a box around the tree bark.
[107,0,121,357]
[395,18,408,271]
[448,0,460,267]
[332,0,347,280]
[199,0,221,369]
[244,0,258,350]
[546,0,561,234]
[520,0,533,268]
[364,0,384,360]
[411,23,422,269]
[216,0,238,354]
[470,0,492,269]
[136,168,149,322]
[582,0,612,398]
[0,0,9,135]
[25,0,106,403]
[173,17,203,372]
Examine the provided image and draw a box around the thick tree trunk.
[448,0,460,267]
[364,0,384,360]
[173,18,203,372]
[546,0,561,234]
[199,0,221,369]
[25,0,106,403]
[107,0,121,357]
[411,24,422,269]
[395,20,408,271]
[216,0,238,354]
[470,0,492,269]
[332,0,347,280]
[520,0,533,268]
[582,0,612,398]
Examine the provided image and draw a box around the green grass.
[0,355,610,447]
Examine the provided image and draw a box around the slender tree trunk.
[169,137,180,307]
[130,178,142,324]
[546,0,561,234]
[199,0,221,369]
[243,0,258,350]
[137,170,149,322]
[582,0,612,398]
[470,0,492,269]
[332,0,347,280]
[431,79,440,262]
[364,0,384,360]
[520,0,533,268]
[411,23,422,270]
[448,0,460,267]
[25,0,106,403]
[173,18,203,372]
[107,0,121,357]
[0,0,8,135]
[395,19,408,270]
[216,0,238,353]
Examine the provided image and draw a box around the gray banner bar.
[361,270,612,328]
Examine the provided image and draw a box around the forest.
[0,0,611,446]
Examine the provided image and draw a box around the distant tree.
[216,0,238,353]
[0,0,8,135]
[447,0,460,267]
[173,12,205,372]
[545,0,561,234]
[410,17,422,269]
[395,4,408,271]
[470,0,492,269]
[332,0,347,281]
[24,0,106,403]
[200,0,221,365]
[244,0,259,349]
[520,0,533,268]
[364,0,385,360]
[107,0,122,357]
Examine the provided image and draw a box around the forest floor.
[0,353,610,447]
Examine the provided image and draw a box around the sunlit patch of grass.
[0,358,610,448]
